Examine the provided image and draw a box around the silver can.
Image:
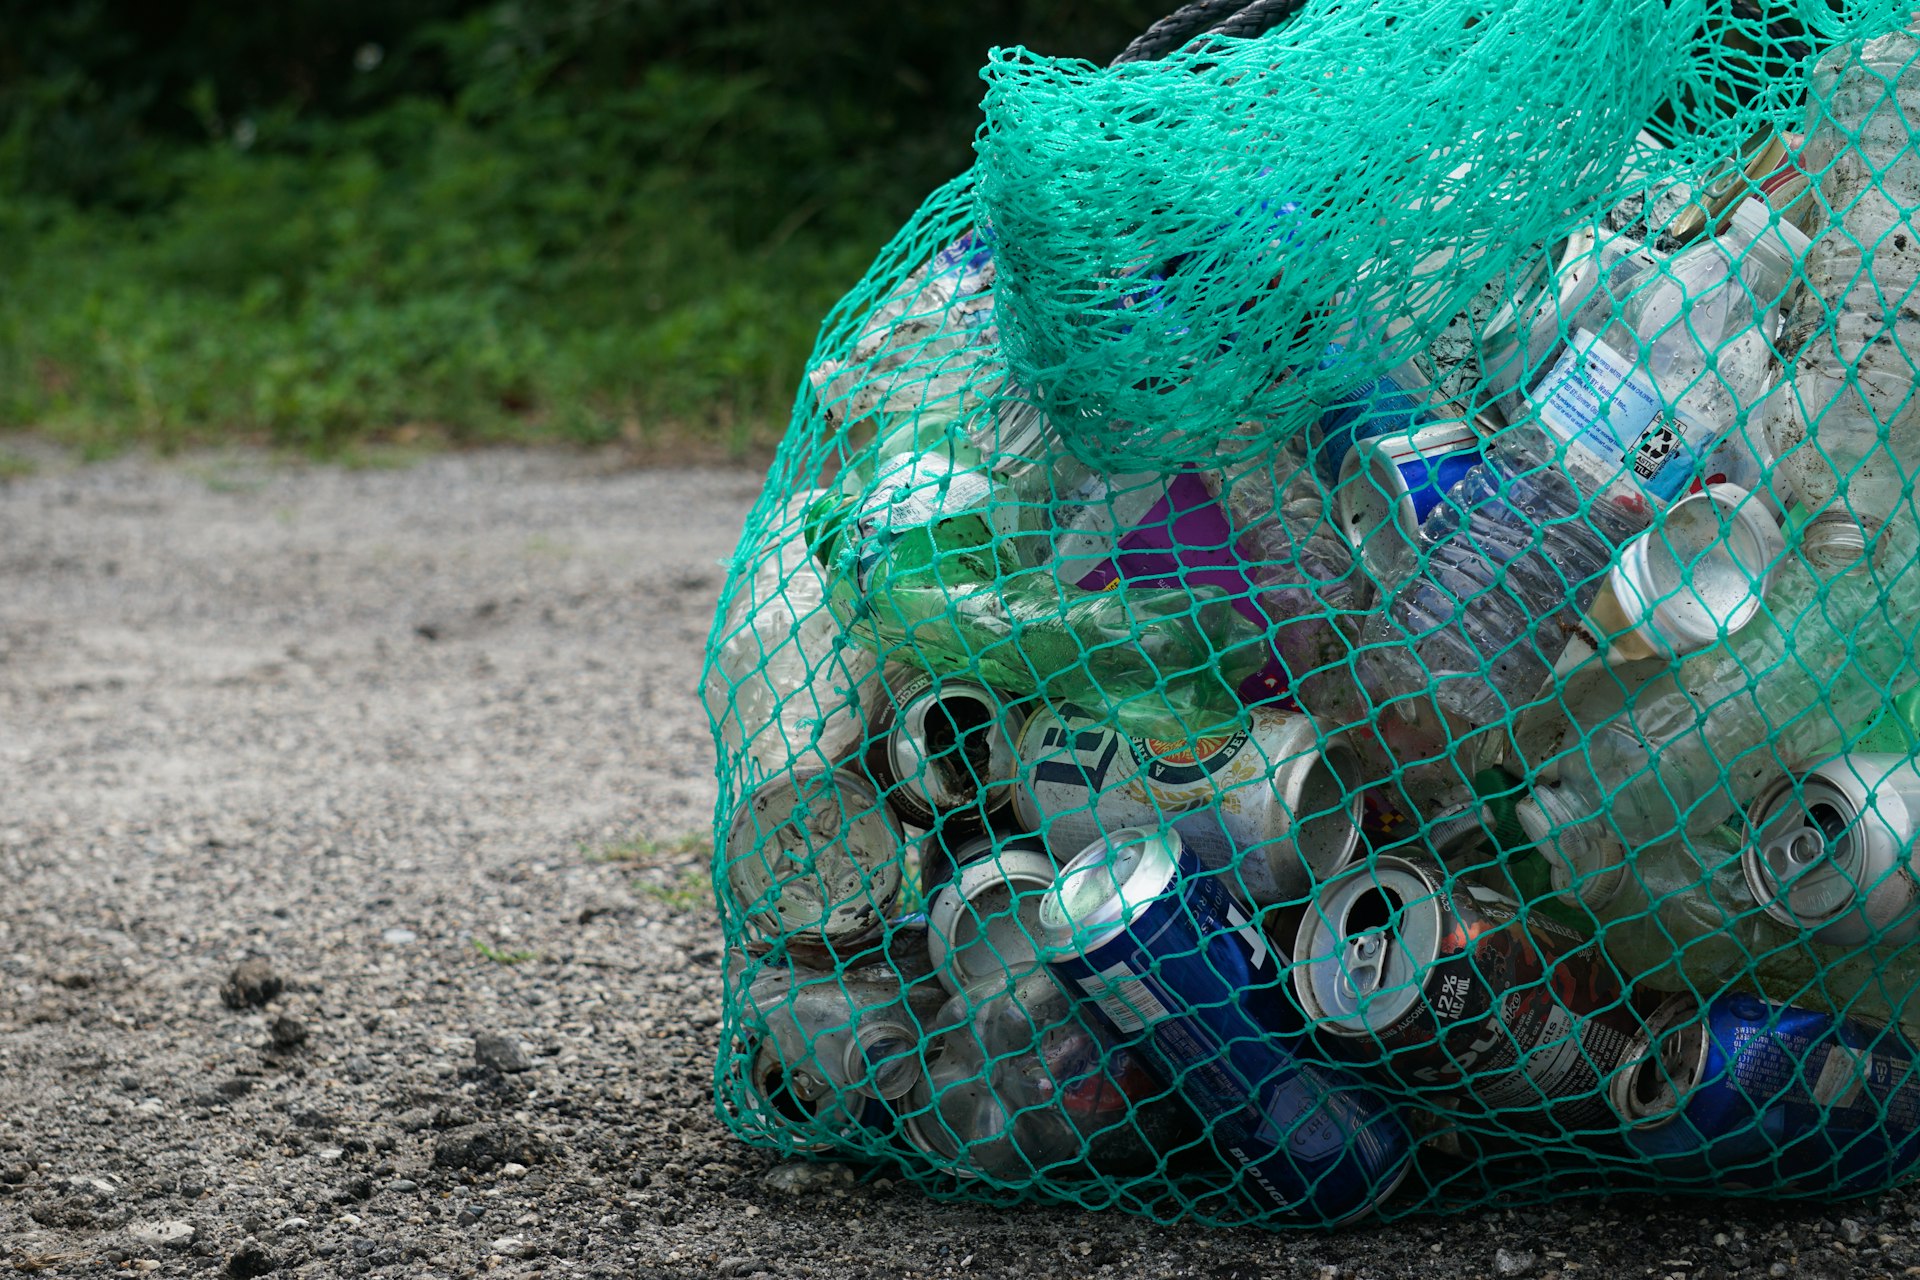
[724,767,905,950]
[1743,753,1920,948]
[1136,709,1362,907]
[866,663,1028,829]
[926,847,1058,996]
[1012,704,1180,859]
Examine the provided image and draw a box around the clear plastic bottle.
[1207,429,1373,724]
[1359,200,1805,728]
[1758,21,1920,571]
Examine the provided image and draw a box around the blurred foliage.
[0,0,1164,453]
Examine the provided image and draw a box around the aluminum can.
[1609,990,1920,1193]
[926,846,1057,996]
[1132,707,1362,907]
[737,1033,900,1153]
[902,972,1196,1181]
[1012,704,1185,860]
[1743,753,1920,948]
[919,828,1046,904]
[724,767,905,951]
[865,663,1028,830]
[1038,827,1411,1223]
[1292,854,1638,1131]
[1335,419,1486,582]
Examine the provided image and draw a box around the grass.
[471,940,538,965]
[586,831,715,915]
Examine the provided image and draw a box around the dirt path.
[0,446,1907,1279]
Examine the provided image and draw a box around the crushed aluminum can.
[865,663,1028,831]
[1293,854,1639,1133]
[1012,704,1185,861]
[1132,707,1362,908]
[926,846,1058,997]
[725,767,905,952]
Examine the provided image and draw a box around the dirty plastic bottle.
[704,487,883,780]
[1758,21,1920,572]
[1360,200,1805,728]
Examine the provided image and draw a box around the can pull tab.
[1336,931,1391,1004]
[1764,821,1829,886]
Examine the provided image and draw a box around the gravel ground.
[3,444,1918,1280]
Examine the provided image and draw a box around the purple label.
[1068,472,1288,705]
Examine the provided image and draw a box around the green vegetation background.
[0,1,1163,456]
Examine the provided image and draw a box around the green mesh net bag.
[699,0,1920,1226]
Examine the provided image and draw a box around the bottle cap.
[1608,484,1784,658]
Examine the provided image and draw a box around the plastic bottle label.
[853,459,996,591]
[1529,328,1708,505]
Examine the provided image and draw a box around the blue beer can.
[1335,419,1486,582]
[1609,991,1920,1194]
[1036,826,1412,1224]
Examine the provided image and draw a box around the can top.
[926,849,1059,997]
[886,677,1024,821]
[724,767,904,944]
[1036,827,1182,958]
[1743,754,1919,944]
[1606,991,1707,1129]
[1291,856,1446,1036]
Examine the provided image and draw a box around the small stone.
[1841,1219,1868,1245]
[133,1098,165,1116]
[387,1179,417,1192]
[393,1108,435,1133]
[1768,1265,1789,1278]
[225,1240,278,1278]
[216,1079,255,1099]
[267,1016,307,1050]
[221,959,283,1010]
[276,1219,309,1233]
[129,1220,196,1250]
[381,928,418,946]
[492,1236,536,1259]
[474,1033,533,1074]
[455,1205,483,1227]
[499,1162,528,1179]
[316,1148,344,1163]
[761,1162,855,1196]
[1495,1247,1537,1278]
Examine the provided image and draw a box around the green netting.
[699,0,1920,1227]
